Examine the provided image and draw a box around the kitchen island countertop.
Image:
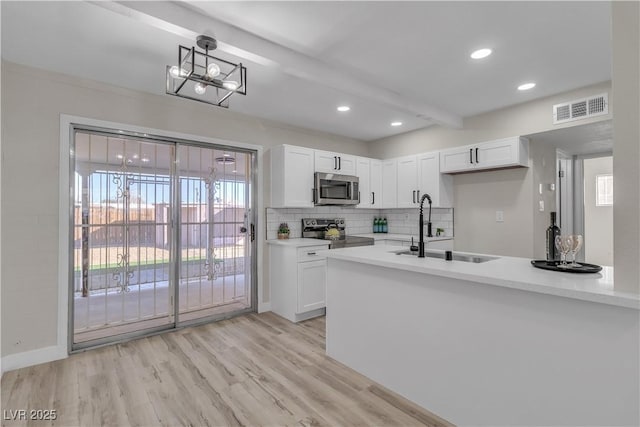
[322,244,639,309]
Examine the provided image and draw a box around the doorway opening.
[70,128,256,350]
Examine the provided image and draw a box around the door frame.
[59,114,264,354]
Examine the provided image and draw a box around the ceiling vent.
[553,93,608,124]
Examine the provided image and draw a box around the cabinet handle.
[250,223,255,242]
[372,192,375,205]
[475,147,479,164]
[334,156,338,170]
[338,156,342,170]
[417,190,420,201]
[469,148,473,164]
[307,252,317,255]
[412,190,416,203]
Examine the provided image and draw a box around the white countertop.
[266,238,330,247]
[352,233,453,242]
[322,244,640,310]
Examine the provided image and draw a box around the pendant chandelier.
[166,35,247,108]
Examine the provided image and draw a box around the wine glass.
[569,235,583,267]
[555,235,572,268]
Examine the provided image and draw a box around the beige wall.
[612,2,640,293]
[584,156,613,266]
[369,82,610,257]
[0,61,369,357]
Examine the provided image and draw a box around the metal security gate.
[71,129,256,349]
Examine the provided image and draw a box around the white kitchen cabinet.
[370,159,383,208]
[297,259,327,313]
[396,155,418,208]
[381,159,397,208]
[394,151,453,208]
[314,150,356,175]
[270,243,329,322]
[356,157,383,209]
[440,136,529,174]
[417,151,453,208]
[270,145,315,207]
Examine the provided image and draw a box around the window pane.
[596,174,613,206]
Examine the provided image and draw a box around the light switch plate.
[539,183,543,195]
[549,183,556,191]
[495,210,504,222]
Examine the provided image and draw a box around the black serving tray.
[531,260,602,273]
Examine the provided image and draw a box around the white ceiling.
[1,1,611,141]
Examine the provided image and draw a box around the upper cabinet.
[440,136,529,174]
[356,157,383,209]
[271,145,315,208]
[381,159,397,208]
[314,150,356,175]
[395,151,453,208]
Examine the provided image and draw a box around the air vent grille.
[589,96,606,114]
[553,93,608,124]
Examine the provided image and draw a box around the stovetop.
[301,218,374,248]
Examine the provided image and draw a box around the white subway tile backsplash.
[265,206,454,240]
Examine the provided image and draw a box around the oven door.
[314,173,359,205]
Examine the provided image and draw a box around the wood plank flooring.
[1,313,453,427]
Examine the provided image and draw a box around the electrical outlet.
[495,211,504,222]
[539,200,545,211]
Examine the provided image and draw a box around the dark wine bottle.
[546,212,561,261]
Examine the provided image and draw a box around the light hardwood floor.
[1,313,453,427]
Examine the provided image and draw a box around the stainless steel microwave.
[313,172,360,206]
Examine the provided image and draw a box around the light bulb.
[470,48,492,59]
[222,80,239,91]
[517,82,536,91]
[169,66,187,78]
[194,82,207,95]
[206,63,221,78]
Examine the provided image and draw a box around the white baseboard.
[258,301,271,313]
[1,345,67,375]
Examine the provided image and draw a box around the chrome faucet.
[418,193,433,258]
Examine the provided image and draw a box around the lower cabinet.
[270,244,329,322]
[297,260,327,313]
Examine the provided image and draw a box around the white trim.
[258,302,271,313]
[57,114,264,361]
[1,345,67,375]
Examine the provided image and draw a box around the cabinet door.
[297,259,326,313]
[417,152,442,206]
[370,159,383,208]
[356,157,371,208]
[314,150,339,173]
[381,159,397,208]
[440,146,474,173]
[475,137,521,170]
[337,155,356,175]
[284,146,315,207]
[396,155,418,208]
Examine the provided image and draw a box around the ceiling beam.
[95,1,463,128]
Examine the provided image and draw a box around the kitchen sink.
[393,249,498,263]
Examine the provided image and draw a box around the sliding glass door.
[71,129,255,350]
[176,144,252,323]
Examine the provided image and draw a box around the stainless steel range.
[301,218,375,249]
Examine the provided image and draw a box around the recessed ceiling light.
[116,154,123,159]
[223,153,231,157]
[470,48,492,59]
[391,121,403,127]
[337,105,350,112]
[517,82,536,91]
[141,158,150,163]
